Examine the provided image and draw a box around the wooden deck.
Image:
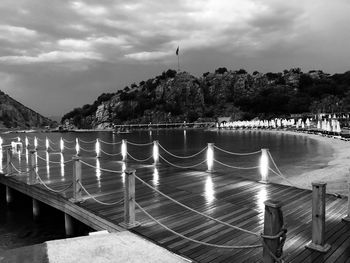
[1,149,350,262]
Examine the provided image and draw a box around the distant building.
[217,117,231,125]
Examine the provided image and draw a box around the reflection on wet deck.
[1,148,350,263]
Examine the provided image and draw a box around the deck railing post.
[306,181,331,252]
[29,150,38,185]
[262,200,286,263]
[6,148,13,176]
[70,156,83,203]
[153,140,159,166]
[60,138,64,153]
[259,149,269,184]
[96,139,101,158]
[342,173,350,222]
[121,139,127,162]
[121,168,139,229]
[206,143,214,172]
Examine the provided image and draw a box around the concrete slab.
[46,231,192,263]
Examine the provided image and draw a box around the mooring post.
[29,150,38,185]
[259,149,269,184]
[121,168,139,229]
[64,213,75,236]
[6,148,13,176]
[306,181,331,252]
[70,156,83,203]
[32,198,40,220]
[75,138,80,156]
[262,200,285,263]
[206,143,214,172]
[6,186,13,204]
[153,140,159,166]
[342,174,350,222]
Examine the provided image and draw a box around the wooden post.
[64,213,74,236]
[6,148,13,176]
[342,173,350,222]
[32,198,40,220]
[121,168,139,229]
[306,181,331,252]
[70,156,83,203]
[6,186,13,204]
[29,150,38,185]
[262,200,285,263]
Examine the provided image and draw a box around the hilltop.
[0,90,53,129]
[61,68,350,129]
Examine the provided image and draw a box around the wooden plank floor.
[1,149,350,262]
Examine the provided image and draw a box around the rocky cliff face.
[0,90,52,129]
[65,67,350,129]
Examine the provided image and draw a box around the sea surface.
[0,129,333,251]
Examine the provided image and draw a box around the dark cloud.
[0,0,349,117]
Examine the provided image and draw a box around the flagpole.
[176,46,180,72]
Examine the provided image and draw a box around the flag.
[176,46,179,56]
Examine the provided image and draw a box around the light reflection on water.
[153,167,159,186]
[46,152,50,179]
[256,187,268,214]
[96,158,101,188]
[60,153,65,178]
[205,175,215,204]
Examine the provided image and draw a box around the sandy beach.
[260,129,350,195]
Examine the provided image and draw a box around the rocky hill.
[0,90,52,129]
[61,68,350,129]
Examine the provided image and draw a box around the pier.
[0,136,350,262]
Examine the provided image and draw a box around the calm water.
[0,129,333,251]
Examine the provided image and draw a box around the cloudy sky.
[0,0,349,118]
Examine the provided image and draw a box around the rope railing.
[134,174,260,237]
[64,145,76,150]
[48,145,60,152]
[78,181,124,206]
[99,148,121,156]
[79,139,97,144]
[36,154,74,165]
[127,152,153,163]
[99,139,122,145]
[63,138,75,144]
[266,151,307,189]
[158,144,207,159]
[127,141,153,147]
[79,146,95,153]
[48,139,58,146]
[214,145,262,156]
[214,159,260,170]
[35,170,73,193]
[159,154,207,169]
[10,162,30,175]
[79,160,124,174]
[135,202,262,249]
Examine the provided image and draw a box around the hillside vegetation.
[0,90,52,129]
[61,68,350,129]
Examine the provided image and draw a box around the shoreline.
[249,129,350,195]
